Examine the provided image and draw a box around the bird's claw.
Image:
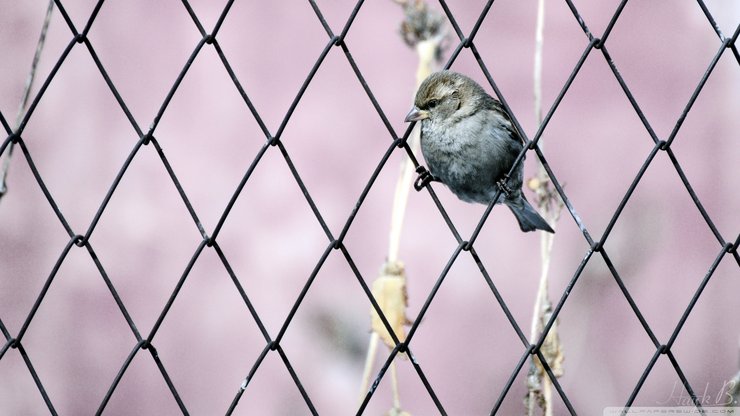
[414,166,437,191]
[496,178,512,197]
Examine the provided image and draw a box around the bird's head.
[404,70,484,124]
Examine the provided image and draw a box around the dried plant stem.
[533,0,546,127]
[387,38,438,263]
[526,0,566,415]
[529,0,548,353]
[386,128,418,263]
[0,0,54,203]
[391,361,401,409]
[359,37,439,406]
[360,0,445,415]
[358,332,380,403]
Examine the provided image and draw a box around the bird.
[404,70,554,233]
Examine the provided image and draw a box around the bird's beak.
[404,106,429,122]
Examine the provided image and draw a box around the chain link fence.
[1,0,739,415]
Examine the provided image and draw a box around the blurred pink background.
[1,1,738,415]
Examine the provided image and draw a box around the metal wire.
[0,0,738,415]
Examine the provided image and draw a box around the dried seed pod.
[371,261,410,348]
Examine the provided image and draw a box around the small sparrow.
[405,70,554,233]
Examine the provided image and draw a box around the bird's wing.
[487,98,524,144]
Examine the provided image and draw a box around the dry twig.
[525,0,566,414]
[358,2,447,414]
[0,1,54,204]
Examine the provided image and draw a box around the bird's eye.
[427,99,439,108]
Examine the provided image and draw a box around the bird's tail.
[506,196,554,233]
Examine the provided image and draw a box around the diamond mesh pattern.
[0,0,738,415]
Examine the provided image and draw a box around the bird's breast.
[419,114,523,204]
